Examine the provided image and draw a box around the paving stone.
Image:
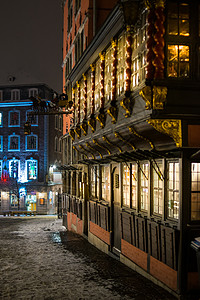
[0,216,177,300]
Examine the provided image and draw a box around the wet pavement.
[0,216,177,300]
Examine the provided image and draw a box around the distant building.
[0,84,63,215]
[62,0,200,299]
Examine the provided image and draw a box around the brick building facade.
[62,0,200,298]
[0,84,63,215]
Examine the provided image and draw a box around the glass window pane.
[168,45,178,77]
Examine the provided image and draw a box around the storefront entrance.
[26,194,36,211]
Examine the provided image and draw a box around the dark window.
[168,2,189,36]
[9,111,20,126]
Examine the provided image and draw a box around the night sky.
[0,0,63,93]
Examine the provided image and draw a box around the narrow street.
[0,216,176,300]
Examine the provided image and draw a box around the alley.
[0,216,176,300]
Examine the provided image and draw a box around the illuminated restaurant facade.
[62,0,200,298]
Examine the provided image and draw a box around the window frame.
[28,88,38,98]
[9,159,20,179]
[166,160,180,220]
[26,159,38,180]
[9,110,20,127]
[11,89,20,101]
[26,134,38,151]
[8,134,20,151]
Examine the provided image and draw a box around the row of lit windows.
[73,42,190,125]
[0,111,38,127]
[0,134,62,152]
[0,111,62,131]
[87,161,200,222]
[0,159,38,181]
[0,88,38,101]
[90,161,179,220]
[0,134,38,151]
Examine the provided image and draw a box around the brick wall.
[121,239,147,271]
[89,221,110,245]
[67,212,83,235]
[150,256,177,291]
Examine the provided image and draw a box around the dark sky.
[0,0,63,93]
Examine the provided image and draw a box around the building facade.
[62,0,200,298]
[0,84,63,215]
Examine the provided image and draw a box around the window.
[153,161,163,215]
[26,135,37,151]
[140,162,149,211]
[26,110,38,125]
[29,88,38,98]
[68,0,73,32]
[39,198,45,205]
[141,9,147,43]
[0,112,2,126]
[167,161,179,219]
[95,58,101,110]
[27,159,38,180]
[167,45,189,78]
[123,163,130,206]
[55,136,58,152]
[132,163,137,208]
[10,194,18,207]
[55,115,58,129]
[117,34,126,95]
[0,90,3,101]
[101,165,110,202]
[91,166,99,199]
[9,159,19,179]
[0,136,3,152]
[191,163,200,220]
[9,135,20,151]
[104,45,112,102]
[59,138,62,152]
[80,79,84,122]
[59,116,62,131]
[132,57,139,87]
[75,0,81,15]
[9,111,20,126]
[78,172,83,198]
[11,89,20,100]
[168,2,189,36]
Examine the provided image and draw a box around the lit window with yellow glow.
[167,161,179,219]
[101,165,110,202]
[123,163,130,206]
[167,45,189,78]
[132,163,137,208]
[153,161,163,215]
[80,79,84,122]
[117,34,126,95]
[191,163,200,220]
[95,58,101,111]
[168,2,189,36]
[91,166,99,199]
[104,46,112,102]
[140,162,149,211]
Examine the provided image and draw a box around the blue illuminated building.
[0,84,63,214]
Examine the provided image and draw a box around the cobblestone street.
[0,216,177,300]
